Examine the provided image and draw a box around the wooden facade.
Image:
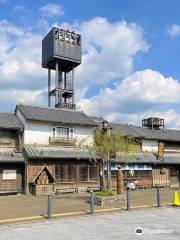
[152,168,170,187]
[0,164,24,193]
[26,159,100,195]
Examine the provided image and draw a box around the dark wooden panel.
[0,164,23,192]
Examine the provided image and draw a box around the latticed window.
[89,165,99,180]
[55,164,99,182]
[52,127,74,139]
[79,164,88,181]
[55,164,76,181]
[56,127,69,139]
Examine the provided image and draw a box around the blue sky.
[1,0,180,127]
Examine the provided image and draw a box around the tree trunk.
[100,160,106,191]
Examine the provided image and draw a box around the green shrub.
[95,190,115,197]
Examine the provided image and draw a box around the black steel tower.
[42,27,82,110]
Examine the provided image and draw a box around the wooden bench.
[55,187,79,195]
[87,186,100,192]
[0,190,19,195]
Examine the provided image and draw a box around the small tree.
[79,131,137,191]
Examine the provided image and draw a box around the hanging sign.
[158,142,164,158]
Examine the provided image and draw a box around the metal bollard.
[126,189,130,210]
[156,187,161,207]
[90,190,95,214]
[47,195,52,219]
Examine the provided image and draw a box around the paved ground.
[0,188,178,221]
[0,207,179,240]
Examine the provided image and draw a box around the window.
[55,164,76,182]
[55,164,99,182]
[89,165,99,180]
[170,168,179,177]
[79,164,88,181]
[52,127,74,139]
[56,127,69,139]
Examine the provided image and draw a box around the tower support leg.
[48,69,51,107]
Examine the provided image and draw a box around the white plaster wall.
[24,122,50,145]
[16,110,94,145]
[74,127,94,146]
[142,140,158,153]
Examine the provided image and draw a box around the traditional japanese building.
[0,27,180,195]
[97,117,180,189]
[0,112,24,194]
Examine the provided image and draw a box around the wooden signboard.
[33,184,54,196]
[158,142,164,158]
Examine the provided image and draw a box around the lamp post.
[117,165,124,195]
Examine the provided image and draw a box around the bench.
[0,190,19,195]
[87,186,100,192]
[55,187,79,195]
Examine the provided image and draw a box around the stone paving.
[0,207,179,240]
[0,188,178,221]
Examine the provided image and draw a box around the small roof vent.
[142,117,164,130]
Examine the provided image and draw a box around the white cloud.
[0,89,44,106]
[0,20,46,86]
[102,109,180,128]
[39,3,64,16]
[61,17,149,98]
[77,69,180,126]
[0,88,46,112]
[167,24,180,37]
[1,18,180,127]
[0,17,148,107]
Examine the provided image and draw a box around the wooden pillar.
[76,164,80,181]
[117,165,124,195]
[87,164,90,181]
[25,162,30,194]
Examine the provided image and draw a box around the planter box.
[94,194,126,206]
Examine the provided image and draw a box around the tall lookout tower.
[42,27,82,110]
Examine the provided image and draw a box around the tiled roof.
[16,104,97,127]
[89,116,105,128]
[0,148,24,163]
[110,123,141,137]
[163,153,180,164]
[0,112,22,130]
[23,145,95,159]
[109,122,180,142]
[115,152,157,163]
[115,151,180,164]
[23,145,180,164]
[130,125,180,142]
